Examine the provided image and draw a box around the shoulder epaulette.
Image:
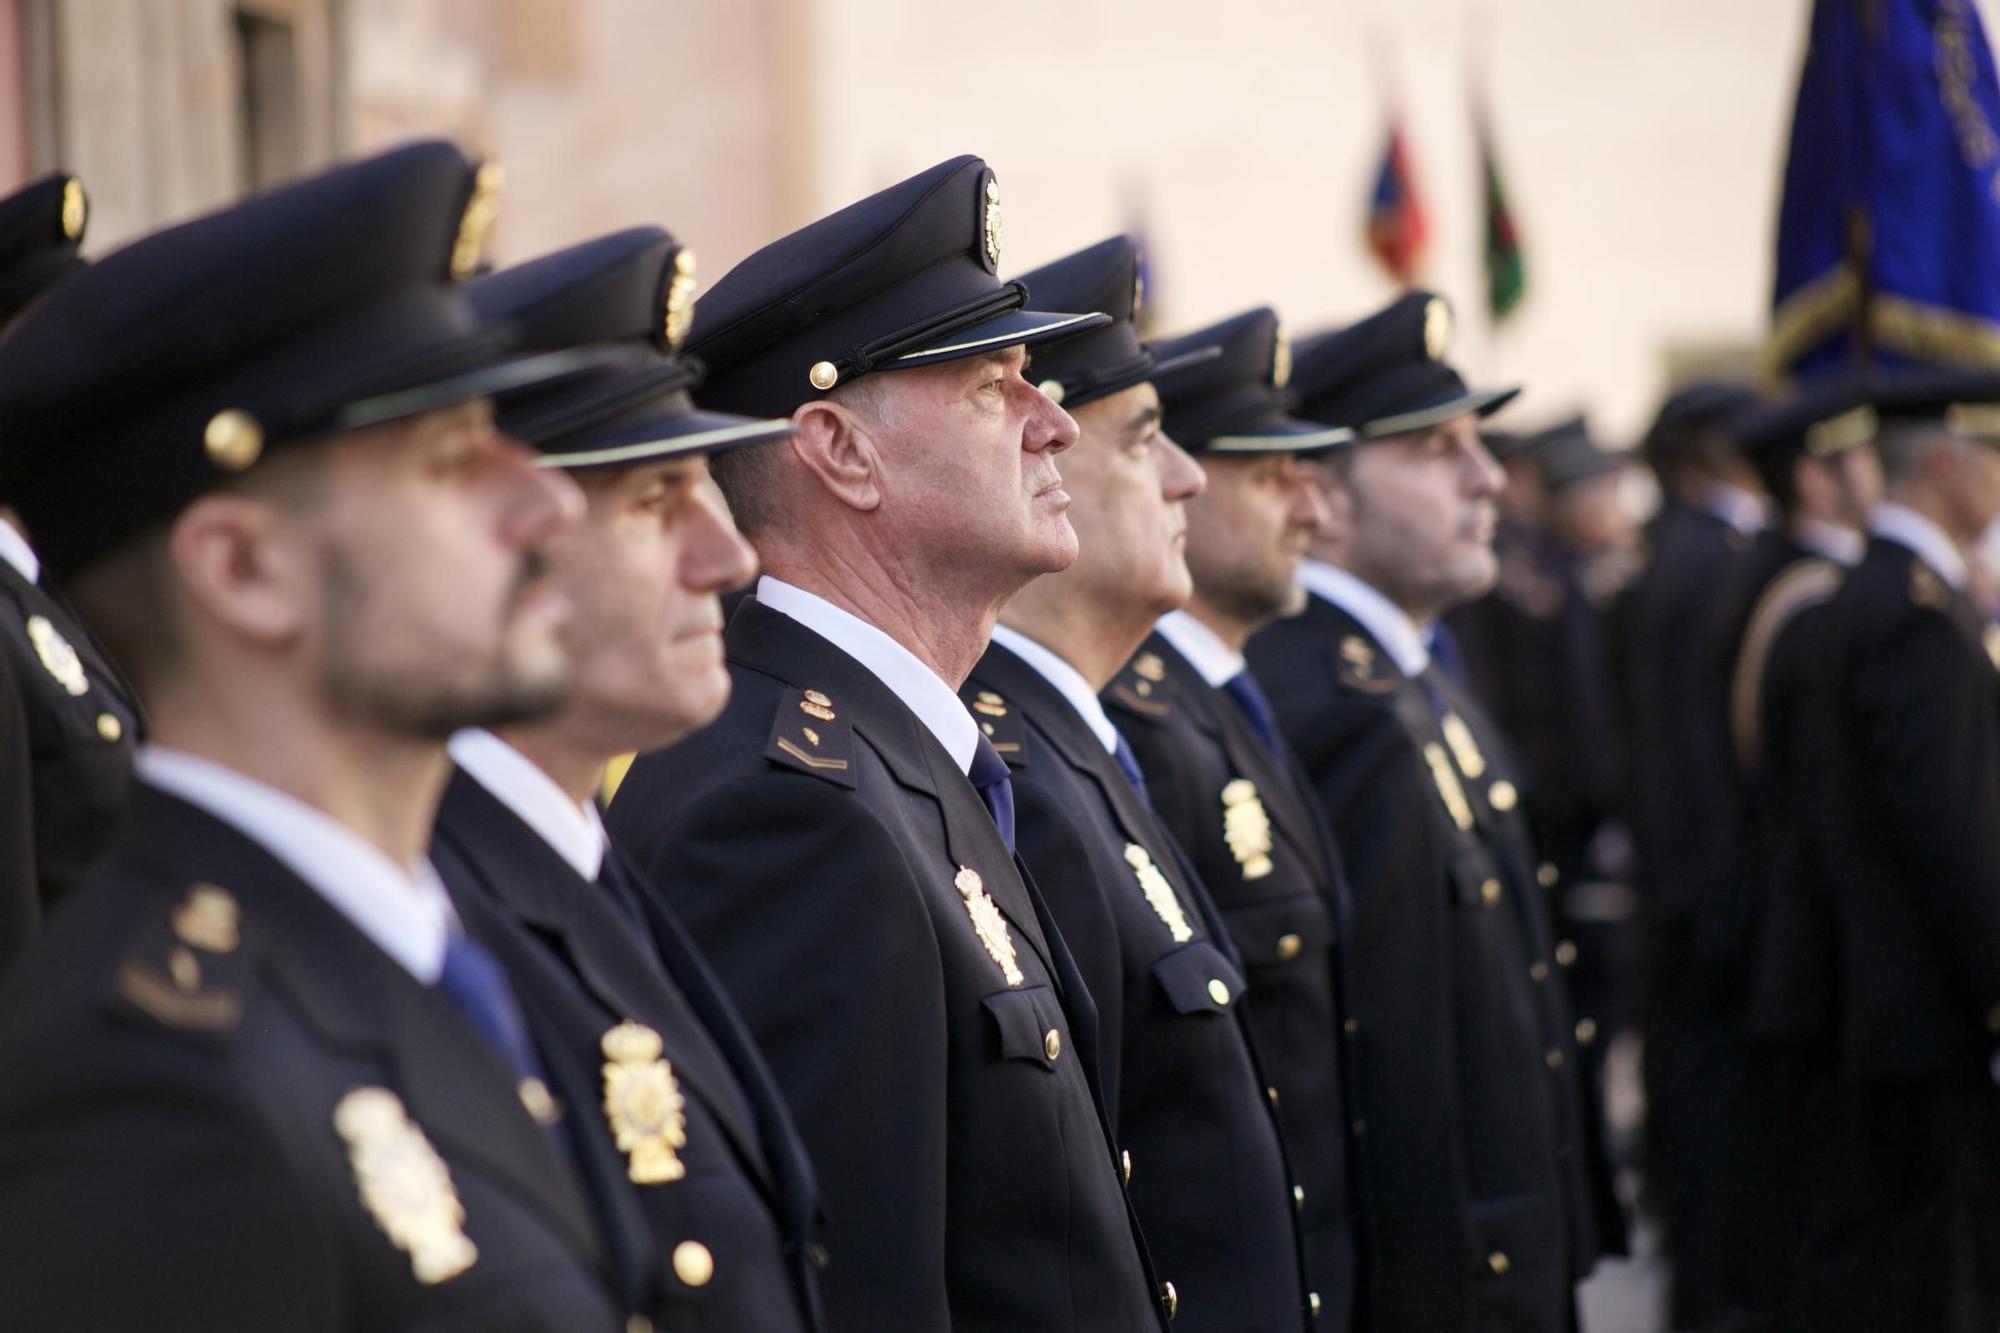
[1106,651,1171,718]
[1909,561,1952,612]
[966,688,1029,766]
[108,882,248,1042]
[765,687,857,787]
[1334,635,1397,694]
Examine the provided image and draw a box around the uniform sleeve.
[632,768,954,1333]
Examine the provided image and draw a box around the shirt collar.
[1296,558,1431,676]
[133,745,458,983]
[1791,517,1865,568]
[1153,609,1246,689]
[0,521,39,584]
[447,729,606,881]
[1700,481,1771,537]
[757,574,980,773]
[989,624,1120,754]
[1870,502,1969,590]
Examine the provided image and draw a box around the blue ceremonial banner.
[1770,0,2000,377]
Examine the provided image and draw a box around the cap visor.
[1147,342,1225,380]
[337,346,623,433]
[538,407,796,470]
[894,307,1112,368]
[1204,414,1355,454]
[1358,385,1521,439]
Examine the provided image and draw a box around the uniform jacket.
[605,597,1166,1333]
[966,640,1311,1333]
[1248,593,1599,1333]
[0,783,628,1331]
[431,768,827,1333]
[1103,631,1359,1330]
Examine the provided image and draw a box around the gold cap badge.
[59,177,86,241]
[25,615,87,696]
[663,248,697,350]
[601,1021,689,1184]
[204,409,263,472]
[334,1087,478,1284]
[449,162,504,281]
[1271,322,1292,390]
[1423,297,1453,360]
[1037,378,1066,404]
[982,177,1003,270]
[955,866,1024,986]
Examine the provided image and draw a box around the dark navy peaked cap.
[687,155,1111,418]
[1150,307,1351,454]
[1289,292,1519,438]
[1739,367,2000,481]
[468,226,795,470]
[0,173,88,326]
[1522,416,1626,491]
[1009,235,1214,411]
[0,139,604,581]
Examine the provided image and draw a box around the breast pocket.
[982,985,1069,1071]
[1218,894,1335,971]
[1150,939,1246,1016]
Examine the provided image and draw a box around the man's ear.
[168,493,314,649]
[790,398,885,513]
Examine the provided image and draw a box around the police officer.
[1246,292,1604,1332]
[0,141,643,1330]
[963,243,1313,1331]
[604,158,1167,1332]
[1778,372,2000,1333]
[429,226,829,1330]
[1101,303,1362,1331]
[0,173,143,970]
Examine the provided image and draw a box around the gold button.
[626,1318,654,1333]
[1309,1291,1322,1317]
[203,409,263,472]
[518,1077,558,1125]
[1267,1085,1280,1105]
[96,713,123,742]
[1043,1028,1062,1061]
[1161,1280,1178,1319]
[1276,932,1304,962]
[1488,779,1517,812]
[1487,1250,1511,1275]
[1479,878,1502,906]
[672,1239,714,1287]
[1207,978,1231,1006]
[1555,940,1579,968]
[1529,961,1550,982]
[1292,1184,1305,1210]
[1576,1017,1599,1046]
[1351,1118,1366,1137]
[1037,377,1066,404]
[1545,1047,1564,1069]
[1342,1018,1359,1035]
[1121,1149,1132,1185]
[1537,861,1560,888]
[808,360,839,390]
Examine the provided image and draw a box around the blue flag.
[1770,0,2000,377]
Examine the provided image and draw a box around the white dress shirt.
[1792,517,1865,568]
[1871,502,1968,590]
[449,728,606,881]
[757,574,980,773]
[1296,559,1432,676]
[989,623,1120,754]
[1701,481,1771,537]
[1154,610,1246,689]
[134,746,459,983]
[0,521,39,584]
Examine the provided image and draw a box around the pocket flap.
[1150,939,1247,1016]
[1217,893,1336,968]
[1448,850,1507,910]
[982,985,1065,1069]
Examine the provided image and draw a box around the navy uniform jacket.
[0,784,629,1331]
[1102,631,1359,1331]
[431,768,827,1332]
[0,557,141,968]
[965,641,1311,1333]
[1247,594,1599,1333]
[605,597,1166,1333]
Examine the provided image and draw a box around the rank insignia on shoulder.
[955,865,1024,986]
[1124,843,1195,942]
[1219,779,1275,880]
[600,1021,688,1184]
[113,883,247,1034]
[1133,652,1166,682]
[1910,562,1951,611]
[971,689,1008,717]
[970,690,1028,761]
[26,614,88,696]
[767,689,856,787]
[333,1086,478,1284]
[1108,661,1171,717]
[1337,635,1394,693]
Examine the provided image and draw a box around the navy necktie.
[1223,669,1282,756]
[969,734,1016,854]
[438,933,548,1088]
[1427,621,1467,688]
[595,845,651,931]
[1111,729,1152,806]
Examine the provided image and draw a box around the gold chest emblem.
[26,615,87,696]
[956,866,1024,986]
[1440,712,1487,779]
[1220,778,1275,880]
[1422,743,1475,831]
[1124,843,1194,942]
[601,1021,689,1184]
[333,1087,478,1284]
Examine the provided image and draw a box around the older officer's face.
[1056,382,1206,615]
[546,455,758,749]
[1337,413,1502,619]
[1186,452,1329,625]
[309,399,584,737]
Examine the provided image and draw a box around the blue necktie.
[1223,669,1282,756]
[969,734,1016,854]
[1111,729,1152,806]
[1428,621,1467,688]
[438,933,548,1088]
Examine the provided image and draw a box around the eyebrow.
[1126,404,1163,433]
